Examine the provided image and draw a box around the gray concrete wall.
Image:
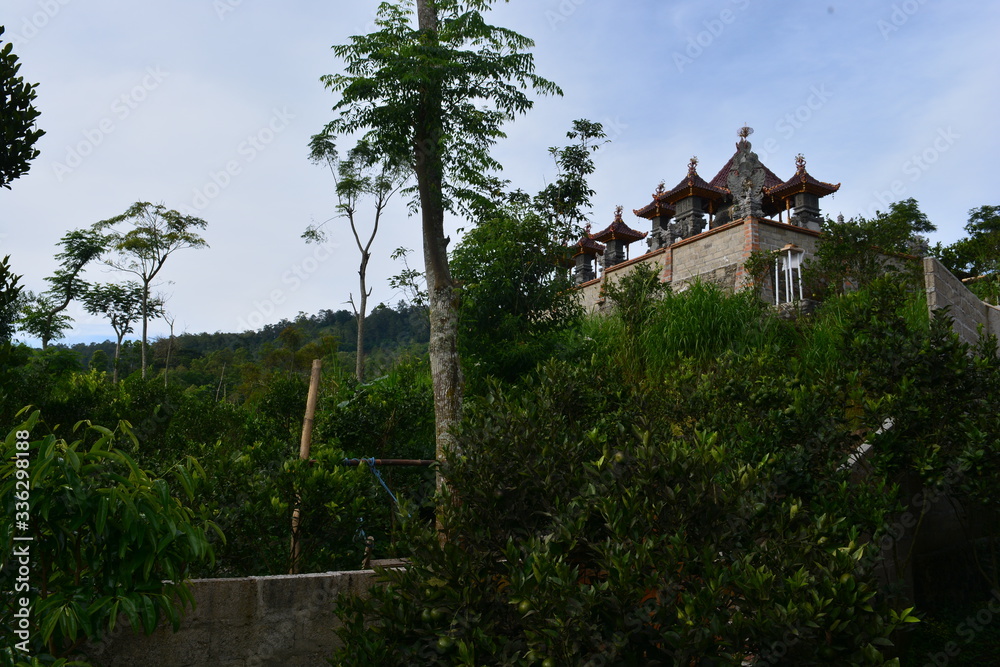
[82,569,381,667]
[924,256,999,346]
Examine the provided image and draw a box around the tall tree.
[0,26,44,189]
[18,292,71,349]
[82,282,160,383]
[0,255,22,341]
[320,0,560,461]
[305,138,408,381]
[809,198,935,295]
[96,202,208,378]
[20,228,107,347]
[937,204,1000,305]
[533,118,607,234]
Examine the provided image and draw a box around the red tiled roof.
[634,182,675,219]
[571,235,605,257]
[708,151,784,193]
[591,207,648,243]
[768,156,840,198]
[663,158,727,205]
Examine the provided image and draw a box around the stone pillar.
[603,239,626,268]
[791,192,823,231]
[673,196,706,239]
[574,254,596,284]
[647,214,674,250]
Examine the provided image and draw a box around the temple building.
[573,126,840,312]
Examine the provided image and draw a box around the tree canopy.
[0,26,44,189]
[319,0,560,461]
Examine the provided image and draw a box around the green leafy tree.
[937,204,1000,304]
[0,26,44,189]
[451,199,582,388]
[17,292,72,349]
[305,138,408,381]
[0,254,23,340]
[809,198,935,295]
[16,228,106,349]
[533,118,607,232]
[82,282,160,383]
[0,411,221,664]
[318,0,560,461]
[95,202,208,378]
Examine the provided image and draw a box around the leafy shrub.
[0,410,220,666]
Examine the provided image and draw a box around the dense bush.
[0,411,219,666]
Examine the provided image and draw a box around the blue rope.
[362,457,398,505]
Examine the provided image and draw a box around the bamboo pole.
[289,359,322,574]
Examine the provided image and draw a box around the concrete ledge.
[82,569,381,667]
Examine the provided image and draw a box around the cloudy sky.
[3,0,998,346]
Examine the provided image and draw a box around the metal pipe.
[343,458,436,467]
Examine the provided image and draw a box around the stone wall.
[574,218,822,313]
[82,569,382,667]
[671,221,744,290]
[924,256,1000,346]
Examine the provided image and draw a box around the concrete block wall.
[82,570,380,667]
[924,256,999,347]
[671,221,744,290]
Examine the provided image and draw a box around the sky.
[3,0,999,347]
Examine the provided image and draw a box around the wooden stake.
[290,359,322,574]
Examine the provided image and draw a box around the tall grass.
[588,279,797,382]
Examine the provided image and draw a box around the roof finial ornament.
[795,153,806,172]
[584,222,592,235]
[654,181,666,196]
[614,205,624,221]
[738,125,754,140]
[688,156,698,175]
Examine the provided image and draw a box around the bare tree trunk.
[113,331,124,384]
[416,0,463,467]
[140,282,149,379]
[164,314,175,387]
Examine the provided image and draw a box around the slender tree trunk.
[355,251,370,382]
[113,331,124,384]
[416,0,463,466]
[140,283,149,379]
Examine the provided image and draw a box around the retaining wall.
[924,256,1000,346]
[82,569,381,667]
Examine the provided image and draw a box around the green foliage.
[0,254,23,341]
[332,356,911,665]
[0,411,220,664]
[937,204,1000,304]
[808,198,933,295]
[533,119,607,229]
[320,0,561,212]
[451,206,582,388]
[0,26,44,189]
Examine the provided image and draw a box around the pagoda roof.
[662,157,728,205]
[591,206,648,243]
[709,151,784,193]
[767,154,841,199]
[570,226,605,257]
[633,182,676,219]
